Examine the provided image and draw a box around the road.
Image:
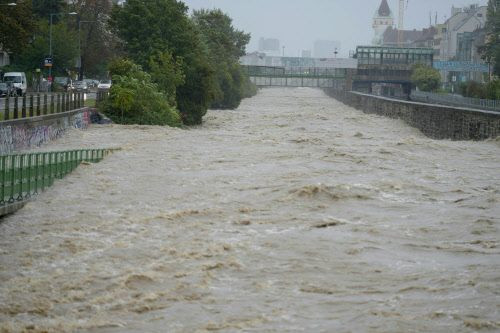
[0,88,499,332]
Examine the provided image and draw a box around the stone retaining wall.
[325,89,500,140]
[0,108,95,154]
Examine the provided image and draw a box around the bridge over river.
[1,88,499,332]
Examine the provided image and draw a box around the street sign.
[44,57,53,67]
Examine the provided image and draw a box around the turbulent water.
[1,88,499,332]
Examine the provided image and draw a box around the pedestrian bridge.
[242,65,346,88]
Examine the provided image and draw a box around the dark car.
[0,82,14,97]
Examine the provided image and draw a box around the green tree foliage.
[100,58,182,127]
[32,0,66,21]
[0,1,36,56]
[411,64,441,92]
[148,51,185,107]
[109,0,215,124]
[192,9,256,109]
[12,20,78,76]
[483,0,500,76]
[459,79,500,100]
[72,0,116,79]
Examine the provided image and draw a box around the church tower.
[372,0,394,45]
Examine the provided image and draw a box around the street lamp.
[48,11,77,89]
[78,20,95,80]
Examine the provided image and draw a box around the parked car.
[97,79,112,90]
[0,82,15,97]
[3,72,27,96]
[73,80,89,93]
[54,77,72,91]
[83,78,98,89]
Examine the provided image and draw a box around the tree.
[0,0,36,56]
[483,0,500,76]
[192,9,255,109]
[109,0,216,125]
[32,0,66,21]
[12,20,78,76]
[71,0,117,79]
[411,64,441,92]
[101,58,182,127]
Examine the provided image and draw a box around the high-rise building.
[301,50,312,58]
[313,40,340,58]
[372,0,394,45]
[258,38,281,56]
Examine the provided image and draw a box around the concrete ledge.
[0,201,27,218]
[0,107,90,127]
[325,89,500,141]
[0,107,96,154]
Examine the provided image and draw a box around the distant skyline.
[183,0,488,57]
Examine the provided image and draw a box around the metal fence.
[0,148,117,207]
[411,90,500,112]
[0,92,85,121]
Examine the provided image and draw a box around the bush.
[411,64,441,92]
[99,59,181,127]
[459,80,500,100]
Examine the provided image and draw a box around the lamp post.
[77,20,95,81]
[48,11,77,90]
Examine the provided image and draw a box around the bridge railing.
[411,90,500,112]
[0,92,85,121]
[0,148,118,207]
[242,65,346,78]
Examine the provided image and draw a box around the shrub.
[99,59,181,127]
[411,64,441,92]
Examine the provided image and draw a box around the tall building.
[438,5,487,61]
[313,40,340,58]
[258,38,281,56]
[372,0,394,45]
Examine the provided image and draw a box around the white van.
[3,72,27,96]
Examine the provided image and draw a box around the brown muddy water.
[0,88,499,332]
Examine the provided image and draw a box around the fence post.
[57,94,61,113]
[50,94,55,114]
[13,96,19,119]
[29,95,34,117]
[4,96,9,120]
[62,93,66,112]
[36,94,41,116]
[0,156,5,205]
[21,95,27,118]
[43,94,48,115]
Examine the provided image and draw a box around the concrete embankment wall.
[0,108,95,154]
[325,89,500,140]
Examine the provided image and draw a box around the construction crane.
[397,0,409,46]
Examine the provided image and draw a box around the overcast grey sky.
[183,0,488,57]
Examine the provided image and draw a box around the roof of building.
[377,0,392,17]
[382,26,425,45]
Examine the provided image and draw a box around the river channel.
[1,88,499,332]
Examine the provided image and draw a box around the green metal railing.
[0,148,117,206]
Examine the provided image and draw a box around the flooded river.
[1,88,499,332]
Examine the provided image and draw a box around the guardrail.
[0,148,118,211]
[0,92,85,121]
[411,90,500,112]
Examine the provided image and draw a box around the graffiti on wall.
[0,110,93,154]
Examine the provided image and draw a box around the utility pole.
[398,0,406,46]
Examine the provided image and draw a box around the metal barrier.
[0,92,85,121]
[0,148,117,208]
[411,90,500,112]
